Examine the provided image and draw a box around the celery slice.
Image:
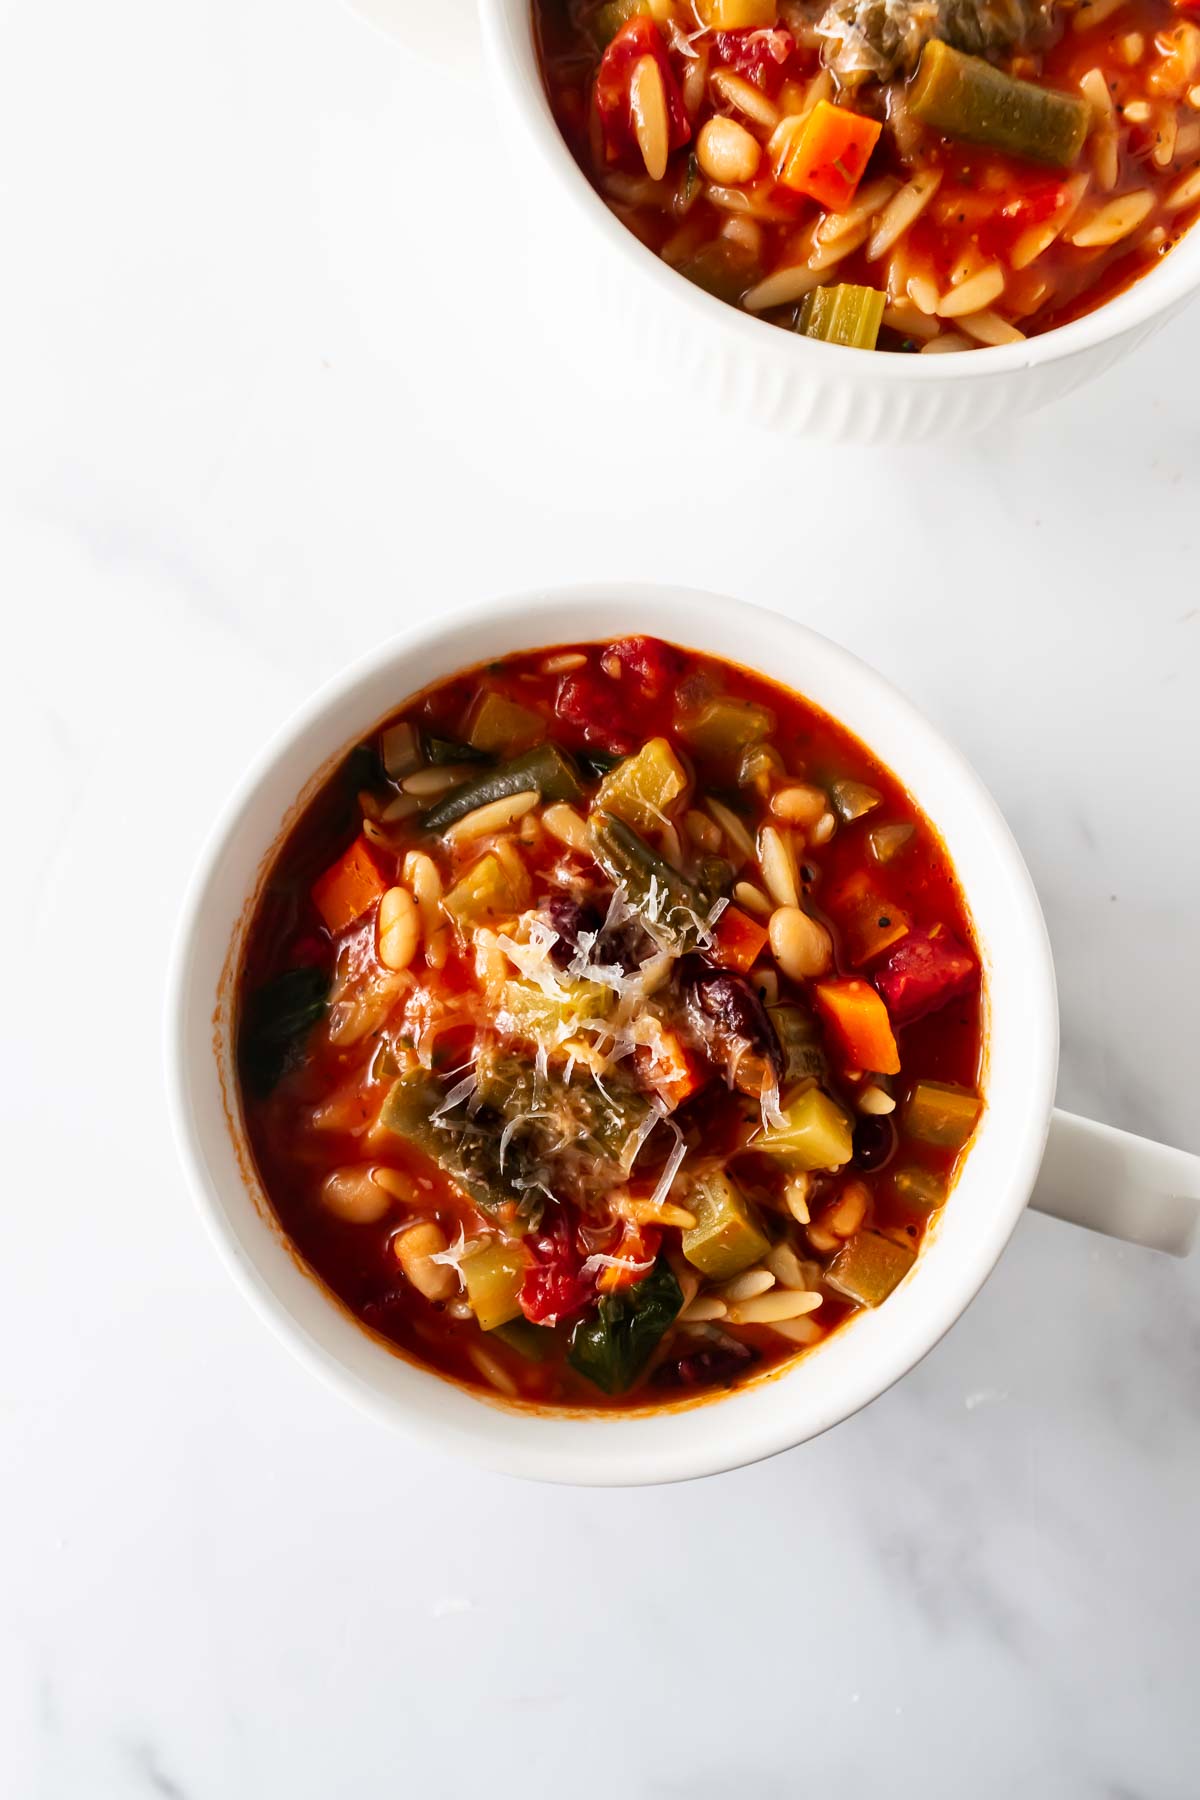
[798,285,886,351]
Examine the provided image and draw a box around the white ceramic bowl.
[168,584,1064,1483]
[349,0,1200,441]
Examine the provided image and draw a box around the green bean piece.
[908,40,1089,169]
[589,811,708,952]
[420,743,583,832]
[798,285,886,351]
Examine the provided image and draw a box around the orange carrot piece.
[812,977,901,1074]
[710,904,770,974]
[311,837,388,935]
[777,100,882,211]
[636,1029,703,1109]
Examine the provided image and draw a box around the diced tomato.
[596,1222,662,1293]
[710,904,770,975]
[595,17,691,171]
[606,634,681,699]
[874,926,978,1027]
[635,1028,704,1109]
[311,837,388,936]
[711,27,798,98]
[554,668,639,754]
[519,1219,592,1325]
[1000,179,1070,227]
[812,977,901,1075]
[776,99,881,211]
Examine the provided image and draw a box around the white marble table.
[3,3,1198,1796]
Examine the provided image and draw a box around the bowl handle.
[1029,1109,1199,1257]
[342,0,481,72]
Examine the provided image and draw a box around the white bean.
[378,885,420,971]
[769,906,833,981]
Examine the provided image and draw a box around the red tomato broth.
[533,0,1200,351]
[236,638,985,1411]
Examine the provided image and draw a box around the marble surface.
[3,2,1199,1796]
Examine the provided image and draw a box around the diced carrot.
[812,978,900,1075]
[311,837,388,935]
[710,904,770,974]
[635,1029,704,1109]
[776,100,882,211]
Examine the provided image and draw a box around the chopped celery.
[769,1004,829,1086]
[891,1164,949,1214]
[567,1258,683,1394]
[901,1080,982,1149]
[462,1242,528,1331]
[826,1231,915,1306]
[421,743,582,833]
[497,977,611,1041]
[909,40,1089,169]
[754,1085,854,1171]
[465,690,546,756]
[380,720,421,779]
[491,1317,553,1361]
[868,822,915,864]
[678,697,775,766]
[589,811,707,952]
[830,779,882,823]
[682,1170,770,1279]
[595,736,687,832]
[798,285,886,351]
[442,851,528,927]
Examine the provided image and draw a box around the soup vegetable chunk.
[534,0,1200,350]
[237,639,984,1408]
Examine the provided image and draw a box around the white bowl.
[466,0,1200,442]
[167,584,1063,1483]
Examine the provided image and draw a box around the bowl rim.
[165,583,1059,1485]
[478,0,1200,381]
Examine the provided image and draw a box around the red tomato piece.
[554,668,639,754]
[595,16,691,171]
[874,925,978,1027]
[519,1219,592,1325]
[1000,179,1070,227]
[711,27,799,97]
[606,634,681,699]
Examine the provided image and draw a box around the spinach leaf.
[239,965,330,1096]
[567,1258,683,1395]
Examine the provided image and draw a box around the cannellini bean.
[726,1288,823,1325]
[378,885,420,971]
[696,115,762,186]
[320,1166,393,1224]
[825,1180,868,1239]
[542,802,591,853]
[769,906,833,981]
[857,1085,896,1116]
[402,849,449,970]
[630,53,669,180]
[758,825,799,909]
[394,1221,457,1301]
[771,783,827,828]
[806,1221,840,1253]
[444,790,539,847]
